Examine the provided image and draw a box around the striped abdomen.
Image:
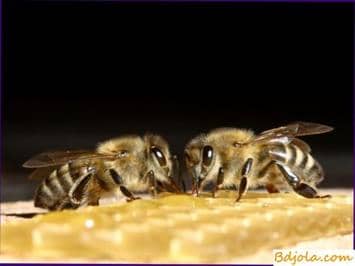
[267,143,324,184]
[34,161,94,210]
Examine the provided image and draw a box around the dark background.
[2,1,354,201]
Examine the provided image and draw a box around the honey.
[0,191,353,263]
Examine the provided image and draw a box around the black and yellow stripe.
[34,163,88,210]
[258,143,323,184]
[285,144,321,181]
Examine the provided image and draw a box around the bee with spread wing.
[184,122,333,201]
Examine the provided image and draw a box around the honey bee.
[184,122,333,201]
[23,134,182,211]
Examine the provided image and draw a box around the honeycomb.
[0,191,353,263]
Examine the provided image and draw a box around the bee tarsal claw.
[126,196,141,203]
[294,183,318,198]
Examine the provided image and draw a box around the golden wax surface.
[1,192,353,263]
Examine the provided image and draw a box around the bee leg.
[155,180,167,193]
[56,197,76,210]
[119,186,141,202]
[295,184,331,199]
[109,169,141,202]
[166,176,182,193]
[109,169,123,185]
[212,167,224,198]
[146,170,157,197]
[236,177,248,202]
[276,163,328,198]
[147,172,179,196]
[160,166,182,193]
[236,158,253,202]
[316,194,332,199]
[265,183,280,194]
[165,163,182,193]
[69,169,95,206]
[294,183,319,198]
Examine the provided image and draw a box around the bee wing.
[252,122,333,145]
[27,166,57,179]
[286,121,334,136]
[23,150,115,168]
[291,138,312,153]
[252,126,296,145]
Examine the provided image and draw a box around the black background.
[2,1,354,201]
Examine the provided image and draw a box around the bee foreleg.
[212,167,224,198]
[56,197,76,210]
[146,170,157,197]
[109,169,141,202]
[120,186,141,202]
[236,177,248,202]
[109,169,123,185]
[236,158,253,202]
[276,163,329,198]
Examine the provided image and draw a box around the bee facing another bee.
[23,134,182,210]
[184,122,333,201]
[24,121,333,211]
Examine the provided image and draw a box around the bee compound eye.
[151,146,167,167]
[233,142,241,148]
[202,145,213,166]
[118,150,128,158]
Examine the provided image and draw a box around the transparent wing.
[252,122,333,145]
[286,121,334,136]
[23,150,115,168]
[27,166,57,179]
[291,138,312,153]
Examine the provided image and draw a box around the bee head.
[144,134,180,191]
[185,135,221,195]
